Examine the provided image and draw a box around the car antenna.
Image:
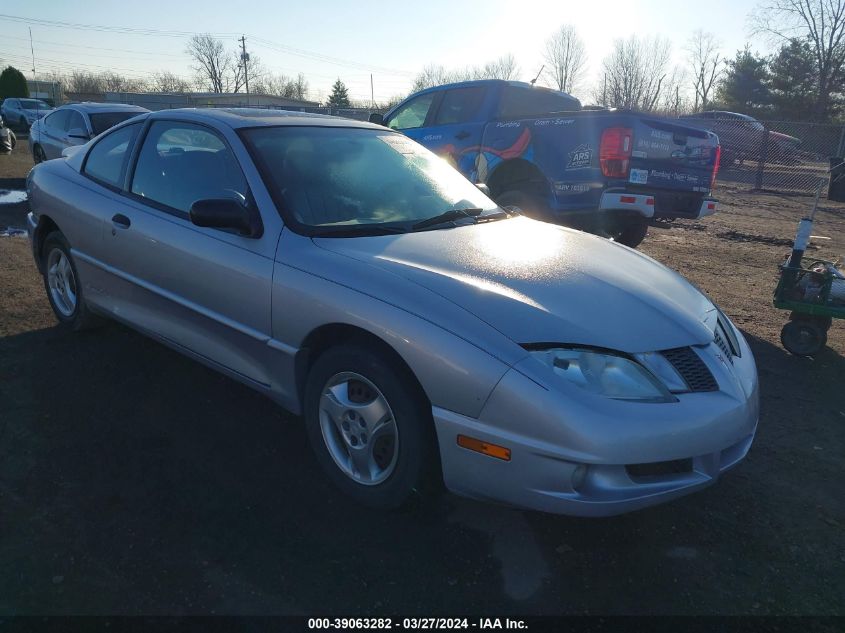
[529,65,544,86]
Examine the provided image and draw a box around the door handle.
[455,130,471,140]
[111,213,131,229]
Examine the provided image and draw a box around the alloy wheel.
[318,371,399,485]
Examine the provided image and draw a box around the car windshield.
[242,126,498,235]
[20,99,50,110]
[89,111,143,135]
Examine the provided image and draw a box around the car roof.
[145,107,383,130]
[408,78,574,98]
[61,102,149,114]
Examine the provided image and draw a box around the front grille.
[661,347,718,392]
[626,458,693,479]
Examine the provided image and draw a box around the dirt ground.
[0,173,844,616]
[0,136,32,181]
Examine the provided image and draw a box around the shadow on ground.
[0,319,843,615]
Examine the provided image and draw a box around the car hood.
[314,217,717,353]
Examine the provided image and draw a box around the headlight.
[530,348,676,402]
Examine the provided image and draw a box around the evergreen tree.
[768,39,819,120]
[716,48,770,115]
[0,66,29,101]
[327,79,350,108]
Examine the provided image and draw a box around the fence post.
[837,124,845,159]
[755,124,770,190]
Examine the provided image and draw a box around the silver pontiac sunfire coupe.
[26,109,759,516]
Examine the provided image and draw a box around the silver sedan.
[25,109,759,516]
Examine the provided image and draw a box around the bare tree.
[543,25,587,93]
[751,0,845,119]
[478,54,520,80]
[100,71,147,93]
[151,70,191,93]
[250,71,310,100]
[65,71,105,95]
[686,30,722,111]
[186,34,232,93]
[599,36,673,111]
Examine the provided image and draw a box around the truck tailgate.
[628,118,719,194]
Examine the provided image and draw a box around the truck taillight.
[710,145,721,189]
[599,127,633,178]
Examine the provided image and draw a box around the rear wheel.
[304,344,437,509]
[606,217,649,248]
[781,319,827,356]
[41,231,101,330]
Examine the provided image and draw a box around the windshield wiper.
[312,224,408,237]
[477,208,520,222]
[412,208,484,231]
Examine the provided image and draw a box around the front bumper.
[433,335,758,517]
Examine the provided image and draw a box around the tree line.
[3,0,841,119]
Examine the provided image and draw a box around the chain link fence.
[680,115,845,197]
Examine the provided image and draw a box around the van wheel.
[41,231,101,330]
[304,344,438,509]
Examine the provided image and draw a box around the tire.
[8,130,15,150]
[33,144,46,163]
[780,320,826,356]
[609,217,649,248]
[41,231,101,331]
[495,189,551,221]
[304,344,438,509]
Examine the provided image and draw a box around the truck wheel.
[781,320,826,356]
[495,189,551,221]
[610,218,649,248]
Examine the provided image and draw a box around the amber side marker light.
[457,435,511,461]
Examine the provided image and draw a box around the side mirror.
[368,112,385,126]
[189,198,261,237]
[475,183,491,196]
[67,128,90,140]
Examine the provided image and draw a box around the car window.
[90,111,142,136]
[386,93,436,130]
[130,121,247,214]
[433,87,486,125]
[497,86,580,118]
[44,111,70,130]
[83,122,143,188]
[65,110,86,132]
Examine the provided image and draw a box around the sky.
[0,0,769,104]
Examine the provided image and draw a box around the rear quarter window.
[83,122,143,189]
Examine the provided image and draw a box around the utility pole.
[370,74,374,108]
[29,27,40,112]
[239,35,250,105]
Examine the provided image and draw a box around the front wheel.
[304,344,438,509]
[495,189,551,220]
[33,144,46,163]
[780,320,827,356]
